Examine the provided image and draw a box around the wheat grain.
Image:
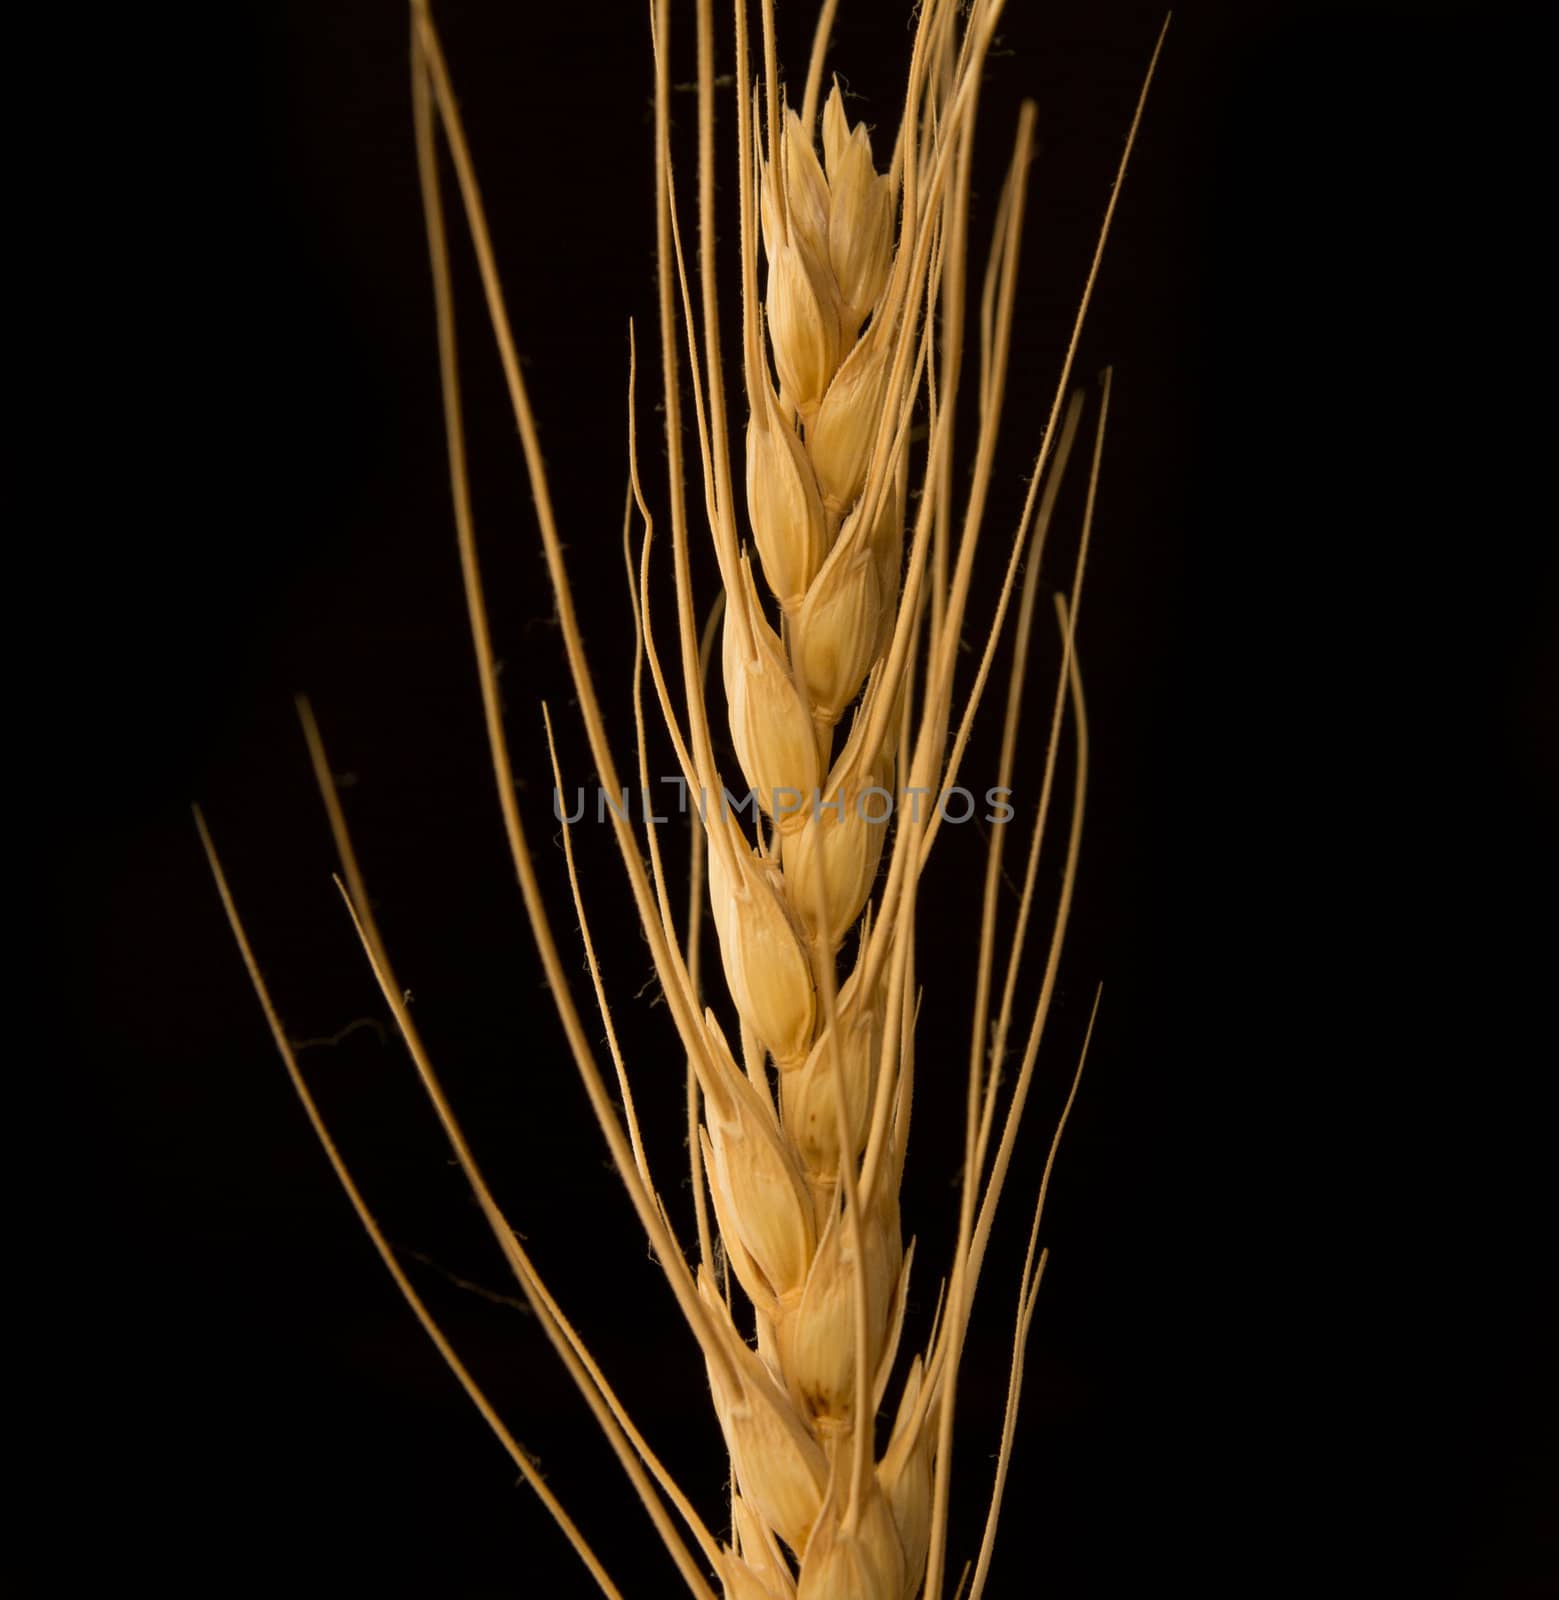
[199,2,1167,1595]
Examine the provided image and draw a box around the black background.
[42,1,1553,1595]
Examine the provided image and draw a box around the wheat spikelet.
[198,2,1166,1595]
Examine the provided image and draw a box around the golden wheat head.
[198,2,1166,1594]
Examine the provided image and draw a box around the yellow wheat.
[197,2,1166,1595]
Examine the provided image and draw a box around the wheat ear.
[200,2,1166,1595]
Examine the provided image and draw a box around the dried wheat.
[199,2,1166,1595]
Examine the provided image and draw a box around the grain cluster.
[202,2,1162,1596]
[703,77,927,1600]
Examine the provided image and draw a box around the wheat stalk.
[197,3,1164,1594]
